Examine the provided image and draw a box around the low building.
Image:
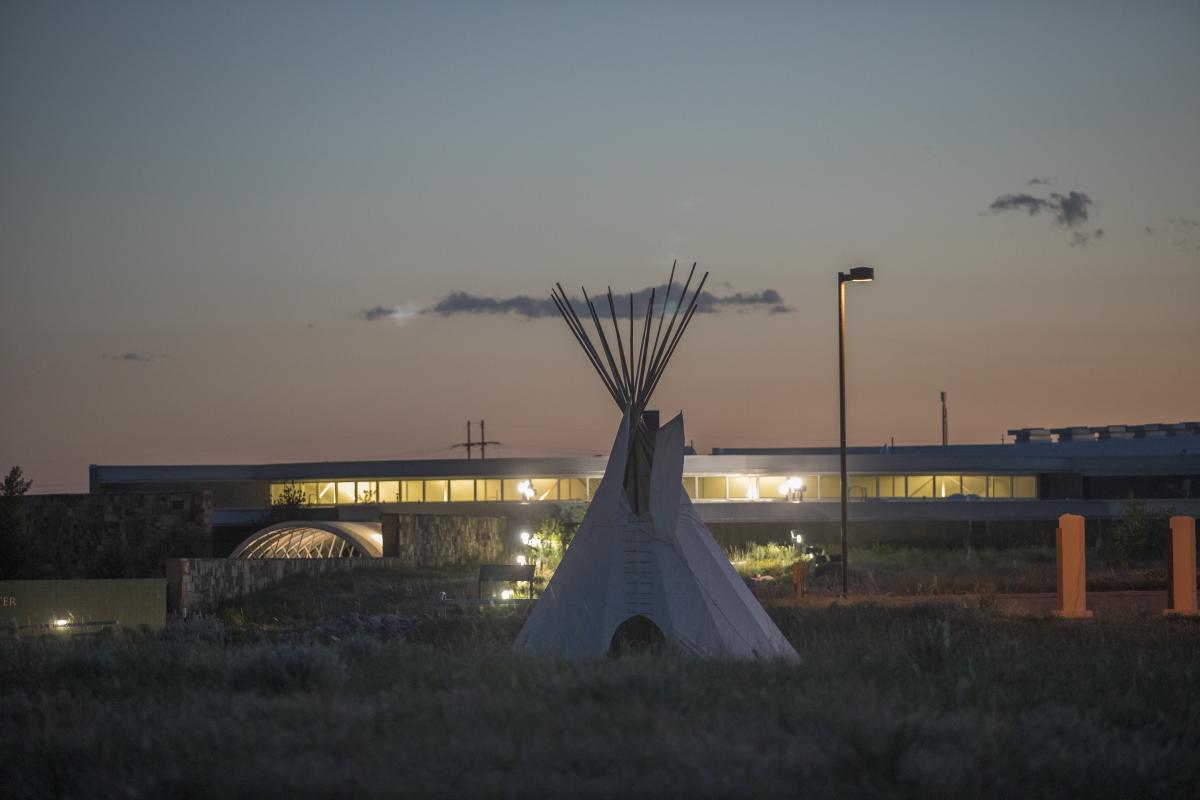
[90,421,1200,554]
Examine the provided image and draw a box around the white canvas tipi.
[515,265,799,660]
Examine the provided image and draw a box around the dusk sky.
[2,1,1198,493]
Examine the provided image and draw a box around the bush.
[1101,498,1171,568]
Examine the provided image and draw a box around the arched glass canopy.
[230,521,384,559]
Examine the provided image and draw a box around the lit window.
[449,479,474,502]
[531,478,558,501]
[560,478,588,501]
[936,476,962,498]
[697,477,727,500]
[849,475,877,499]
[377,481,400,503]
[317,482,337,505]
[1013,476,1037,498]
[757,476,788,500]
[424,480,448,502]
[356,481,378,503]
[819,474,842,500]
[502,479,527,501]
[906,476,933,498]
[989,476,1012,498]
[878,476,901,498]
[402,480,423,502]
[336,482,355,504]
[475,479,502,501]
[681,477,697,499]
[727,476,754,500]
[586,477,603,499]
[962,476,986,497]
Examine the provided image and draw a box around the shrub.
[1101,498,1171,568]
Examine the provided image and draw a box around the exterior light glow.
[500,589,514,600]
[790,531,803,544]
[517,480,535,501]
[516,554,527,566]
[519,531,531,545]
[527,535,542,549]
[54,618,69,628]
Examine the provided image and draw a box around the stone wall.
[166,557,406,616]
[381,513,509,565]
[13,492,212,579]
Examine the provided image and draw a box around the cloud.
[358,305,421,323]
[1070,228,1104,247]
[1026,177,1053,186]
[987,186,1098,241]
[100,352,161,363]
[1145,218,1200,251]
[362,283,795,322]
[989,193,1051,217]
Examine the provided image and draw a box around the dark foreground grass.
[2,572,1199,799]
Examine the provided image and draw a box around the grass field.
[2,566,1198,799]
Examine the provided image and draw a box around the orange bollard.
[1165,516,1197,617]
[792,560,807,599]
[1054,514,1093,619]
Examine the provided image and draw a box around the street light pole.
[837,266,874,596]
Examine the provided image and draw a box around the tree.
[264,482,308,524]
[0,465,33,579]
[1,465,32,497]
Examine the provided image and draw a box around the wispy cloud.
[1026,177,1053,186]
[360,284,793,322]
[1145,217,1200,252]
[99,351,163,363]
[1070,228,1104,247]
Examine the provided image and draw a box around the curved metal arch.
[230,521,384,559]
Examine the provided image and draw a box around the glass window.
[989,476,1012,498]
[560,478,588,501]
[849,475,877,499]
[936,476,962,498]
[356,481,378,503]
[1013,476,1037,498]
[877,475,901,498]
[475,479,502,501]
[681,477,697,499]
[401,480,423,502]
[449,479,474,502]
[316,482,337,505]
[727,476,754,500]
[587,477,603,499]
[530,478,558,501]
[757,476,788,500]
[819,474,841,500]
[424,480,448,502]
[906,475,934,498]
[962,475,986,497]
[503,479,528,501]
[697,477,727,500]
[337,482,356,504]
[377,481,400,503]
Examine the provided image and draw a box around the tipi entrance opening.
[608,615,666,657]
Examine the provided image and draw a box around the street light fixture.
[837,266,874,596]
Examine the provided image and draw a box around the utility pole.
[940,391,949,446]
[452,421,475,460]
[477,419,500,460]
